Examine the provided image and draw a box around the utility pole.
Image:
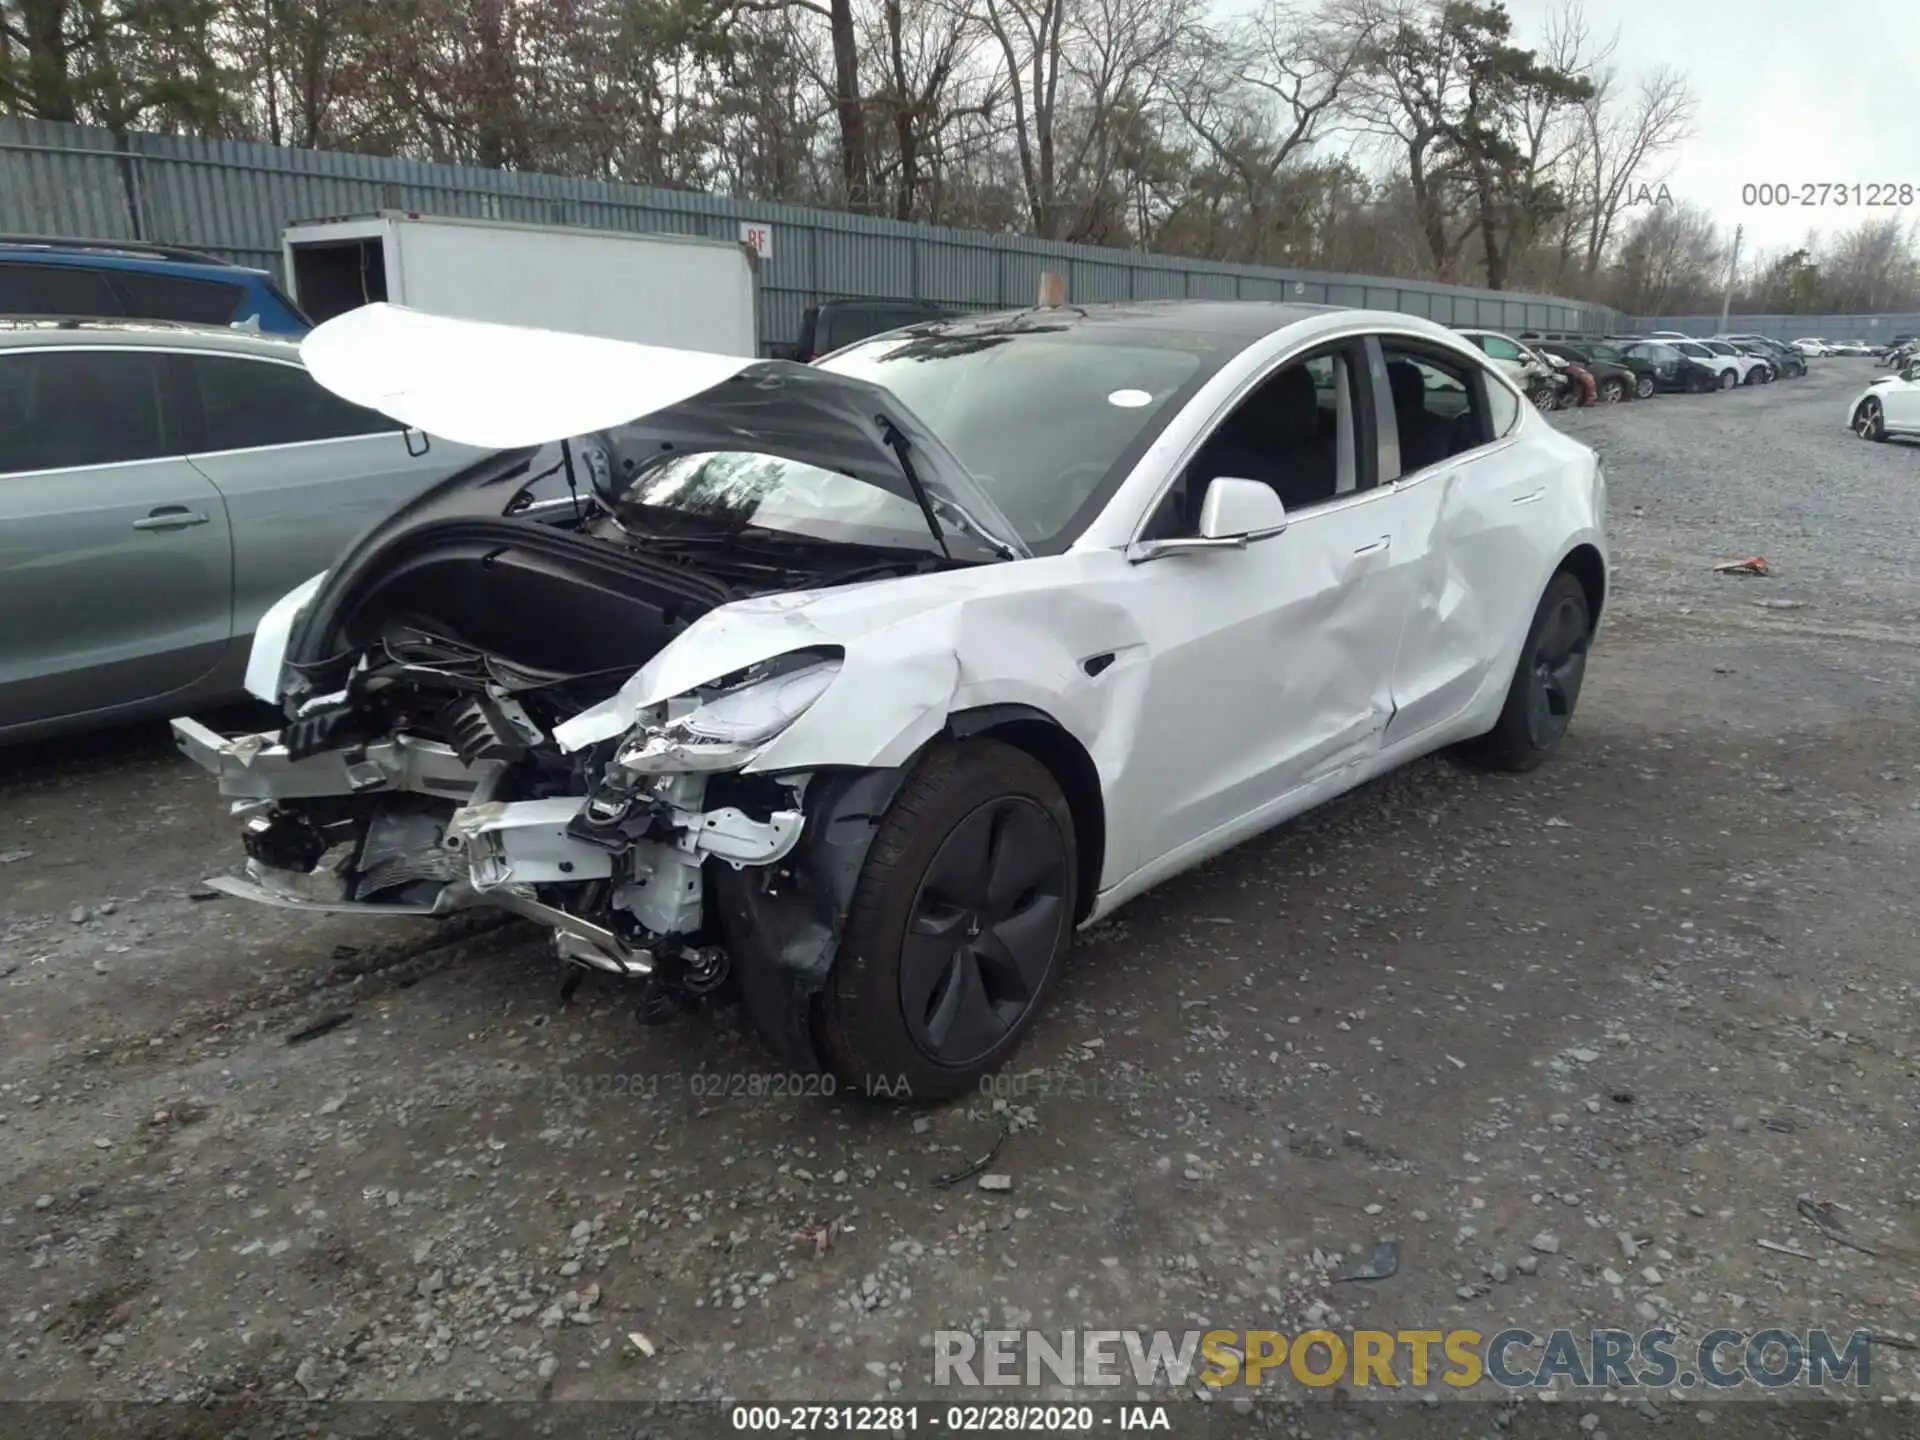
[1719,223,1743,330]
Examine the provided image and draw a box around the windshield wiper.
[877,418,952,561]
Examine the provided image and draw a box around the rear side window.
[1379,343,1491,480]
[0,349,172,474]
[0,261,123,318]
[112,270,243,325]
[187,354,398,451]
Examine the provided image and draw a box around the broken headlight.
[614,655,841,775]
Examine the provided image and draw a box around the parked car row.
[1875,335,1920,369]
[1793,336,1893,357]
[1473,327,1811,410]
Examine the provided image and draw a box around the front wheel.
[1633,373,1656,399]
[813,739,1077,1102]
[1462,571,1592,774]
[1718,368,1737,390]
[1854,397,1886,441]
[1600,377,1627,403]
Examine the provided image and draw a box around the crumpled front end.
[172,649,845,994]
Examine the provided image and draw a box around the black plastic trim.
[710,766,908,1072]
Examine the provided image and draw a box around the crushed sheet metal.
[448,797,617,887]
[555,556,1145,788]
[686,806,805,865]
[173,719,486,802]
[299,303,758,451]
[201,871,441,915]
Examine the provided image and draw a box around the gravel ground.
[2,358,1917,1416]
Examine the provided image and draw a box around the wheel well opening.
[953,714,1105,923]
[1560,544,1606,628]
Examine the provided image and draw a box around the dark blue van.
[0,236,309,335]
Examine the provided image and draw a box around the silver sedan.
[0,320,484,741]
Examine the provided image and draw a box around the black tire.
[813,739,1076,1102]
[1854,397,1886,442]
[1599,377,1626,403]
[1633,373,1655,399]
[1463,571,1592,773]
[1718,368,1737,390]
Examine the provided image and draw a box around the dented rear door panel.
[1386,429,1573,746]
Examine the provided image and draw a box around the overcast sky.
[1499,0,1920,259]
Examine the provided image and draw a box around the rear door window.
[1379,343,1492,481]
[186,353,399,452]
[0,261,124,319]
[0,349,173,474]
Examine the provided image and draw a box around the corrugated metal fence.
[1637,314,1920,343]
[1,117,1630,347]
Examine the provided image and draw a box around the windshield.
[818,325,1215,551]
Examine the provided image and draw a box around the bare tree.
[978,0,1065,235]
[1821,216,1920,314]
[1174,0,1379,263]
[1576,60,1693,277]
[1610,199,1721,314]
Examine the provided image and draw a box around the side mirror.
[1198,477,1289,540]
[1127,477,1288,564]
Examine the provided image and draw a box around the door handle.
[1352,536,1391,556]
[132,506,210,531]
[1512,487,1547,506]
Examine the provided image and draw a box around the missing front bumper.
[170,715,806,976]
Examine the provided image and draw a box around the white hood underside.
[299,303,758,451]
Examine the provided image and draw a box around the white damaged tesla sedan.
[172,299,1607,1100]
[1847,354,1920,441]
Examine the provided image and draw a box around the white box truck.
[280,211,758,355]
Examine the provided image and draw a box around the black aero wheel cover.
[897,796,1070,1067]
[1524,588,1591,751]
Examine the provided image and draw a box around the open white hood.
[299,302,759,450]
[297,303,1029,559]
